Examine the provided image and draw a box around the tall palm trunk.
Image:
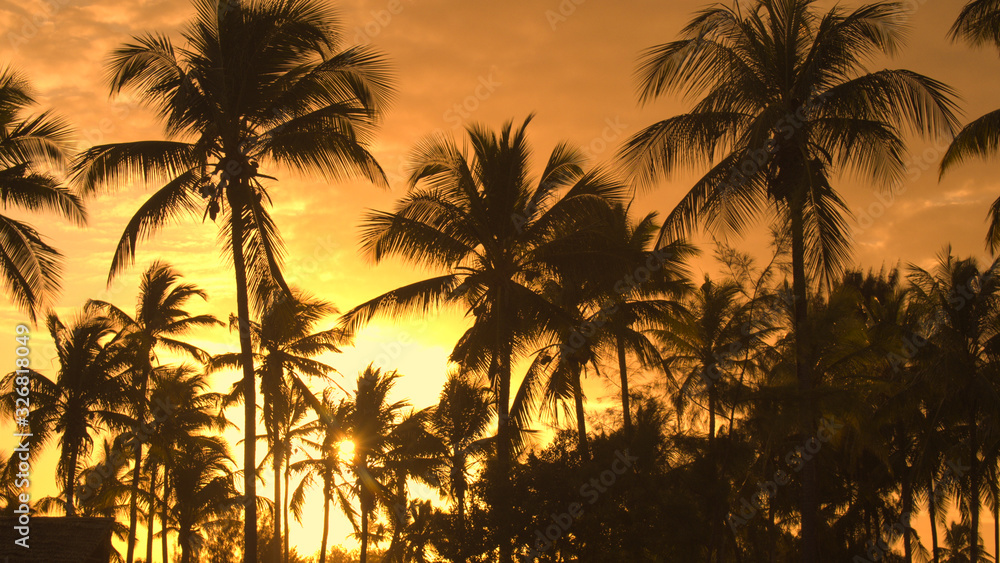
[617,332,632,437]
[902,467,913,563]
[273,434,282,563]
[127,368,150,563]
[162,471,169,563]
[991,478,999,563]
[790,194,819,563]
[360,450,370,563]
[457,468,467,562]
[284,447,291,563]
[572,362,589,462]
[708,383,718,562]
[929,477,940,563]
[228,187,258,563]
[65,441,80,516]
[319,477,331,563]
[496,335,514,563]
[493,288,514,563]
[146,462,157,563]
[970,401,981,563]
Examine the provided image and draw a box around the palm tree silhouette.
[621,1,958,557]
[289,391,355,563]
[70,1,393,557]
[0,67,86,320]
[2,311,129,516]
[147,364,230,563]
[428,371,493,561]
[907,248,1000,563]
[212,286,347,562]
[348,365,408,563]
[86,260,219,563]
[341,116,627,562]
[943,0,1000,252]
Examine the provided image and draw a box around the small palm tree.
[71,2,393,557]
[0,66,86,320]
[169,434,241,563]
[348,366,409,563]
[1,311,130,516]
[86,260,219,563]
[620,2,958,557]
[943,1,1000,252]
[428,371,493,561]
[289,392,355,563]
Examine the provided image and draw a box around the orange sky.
[1,0,999,558]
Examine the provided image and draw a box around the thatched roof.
[0,516,114,563]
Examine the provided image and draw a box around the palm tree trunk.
[991,478,999,563]
[708,384,717,563]
[573,362,589,462]
[320,479,331,563]
[228,189,258,563]
[273,436,282,563]
[457,477,467,562]
[971,401,981,563]
[146,461,157,563]
[790,195,819,563]
[929,477,940,563]
[617,332,632,436]
[127,372,150,563]
[65,442,80,516]
[496,334,514,563]
[902,468,913,563]
[180,525,191,563]
[284,447,291,563]
[162,471,169,563]
[360,500,369,563]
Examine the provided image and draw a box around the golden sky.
[1,0,999,558]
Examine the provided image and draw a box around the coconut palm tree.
[289,392,356,563]
[653,275,766,562]
[340,116,628,562]
[907,248,1000,563]
[620,1,959,557]
[70,1,393,557]
[348,366,409,563]
[943,0,1000,252]
[86,261,219,563]
[383,408,442,563]
[0,66,86,321]
[1,311,130,516]
[212,287,348,562]
[169,434,241,563]
[428,371,494,561]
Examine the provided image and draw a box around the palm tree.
[943,1,1000,252]
[340,116,627,562]
[620,1,958,557]
[70,2,393,557]
[169,434,241,563]
[86,260,219,563]
[212,287,347,562]
[289,392,356,563]
[654,275,765,562]
[147,364,230,563]
[907,248,1000,563]
[428,371,494,561]
[590,206,692,437]
[1,311,129,516]
[0,66,86,321]
[348,365,409,563]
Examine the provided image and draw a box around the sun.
[337,439,355,458]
